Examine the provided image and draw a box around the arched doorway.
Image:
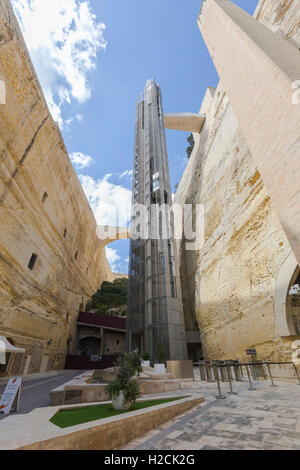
[274,251,300,336]
[79,336,101,356]
[286,267,300,335]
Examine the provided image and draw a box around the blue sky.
[12,0,257,276]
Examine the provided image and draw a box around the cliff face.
[175,0,300,369]
[0,0,112,374]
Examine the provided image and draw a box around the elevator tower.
[127,79,188,362]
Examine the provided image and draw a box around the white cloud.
[12,0,107,127]
[70,152,93,169]
[79,173,132,227]
[65,114,83,126]
[119,170,133,180]
[105,247,121,271]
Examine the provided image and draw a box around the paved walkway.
[0,370,80,419]
[121,378,300,450]
[2,369,300,450]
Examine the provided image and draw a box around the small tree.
[105,355,140,405]
[156,343,167,364]
[186,133,195,159]
[125,352,142,376]
[141,352,150,361]
[115,356,135,387]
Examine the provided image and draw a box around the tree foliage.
[86,278,128,315]
[125,352,142,376]
[156,343,167,364]
[141,352,150,361]
[186,133,195,159]
[105,355,141,404]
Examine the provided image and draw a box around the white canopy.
[0,337,25,354]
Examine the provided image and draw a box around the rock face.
[175,0,300,371]
[0,0,112,374]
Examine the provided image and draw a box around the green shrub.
[122,378,140,403]
[105,354,140,404]
[105,379,123,400]
[141,352,150,361]
[114,356,135,387]
[87,278,128,314]
[125,352,142,376]
[156,343,167,364]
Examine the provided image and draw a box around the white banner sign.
[0,377,22,414]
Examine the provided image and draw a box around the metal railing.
[194,360,300,399]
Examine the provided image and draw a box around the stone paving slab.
[121,378,300,451]
[2,368,300,450]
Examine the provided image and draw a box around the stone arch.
[79,333,100,341]
[95,226,130,252]
[274,251,299,336]
[286,267,300,336]
[94,226,131,270]
[79,336,101,356]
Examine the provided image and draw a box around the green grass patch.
[50,397,183,429]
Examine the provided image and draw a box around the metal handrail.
[195,360,300,396]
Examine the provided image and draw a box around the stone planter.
[142,361,150,368]
[112,391,131,411]
[154,364,166,374]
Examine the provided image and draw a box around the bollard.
[266,363,277,387]
[205,362,213,383]
[219,363,228,382]
[210,363,217,382]
[199,363,206,381]
[202,363,207,381]
[212,363,219,382]
[227,365,237,395]
[214,365,226,399]
[251,360,265,380]
[233,365,243,382]
[250,363,256,381]
[210,363,215,381]
[246,365,256,391]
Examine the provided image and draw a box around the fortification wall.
[175,0,300,367]
[254,0,300,48]
[0,0,112,374]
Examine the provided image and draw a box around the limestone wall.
[254,0,300,48]
[0,0,112,374]
[175,0,300,368]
